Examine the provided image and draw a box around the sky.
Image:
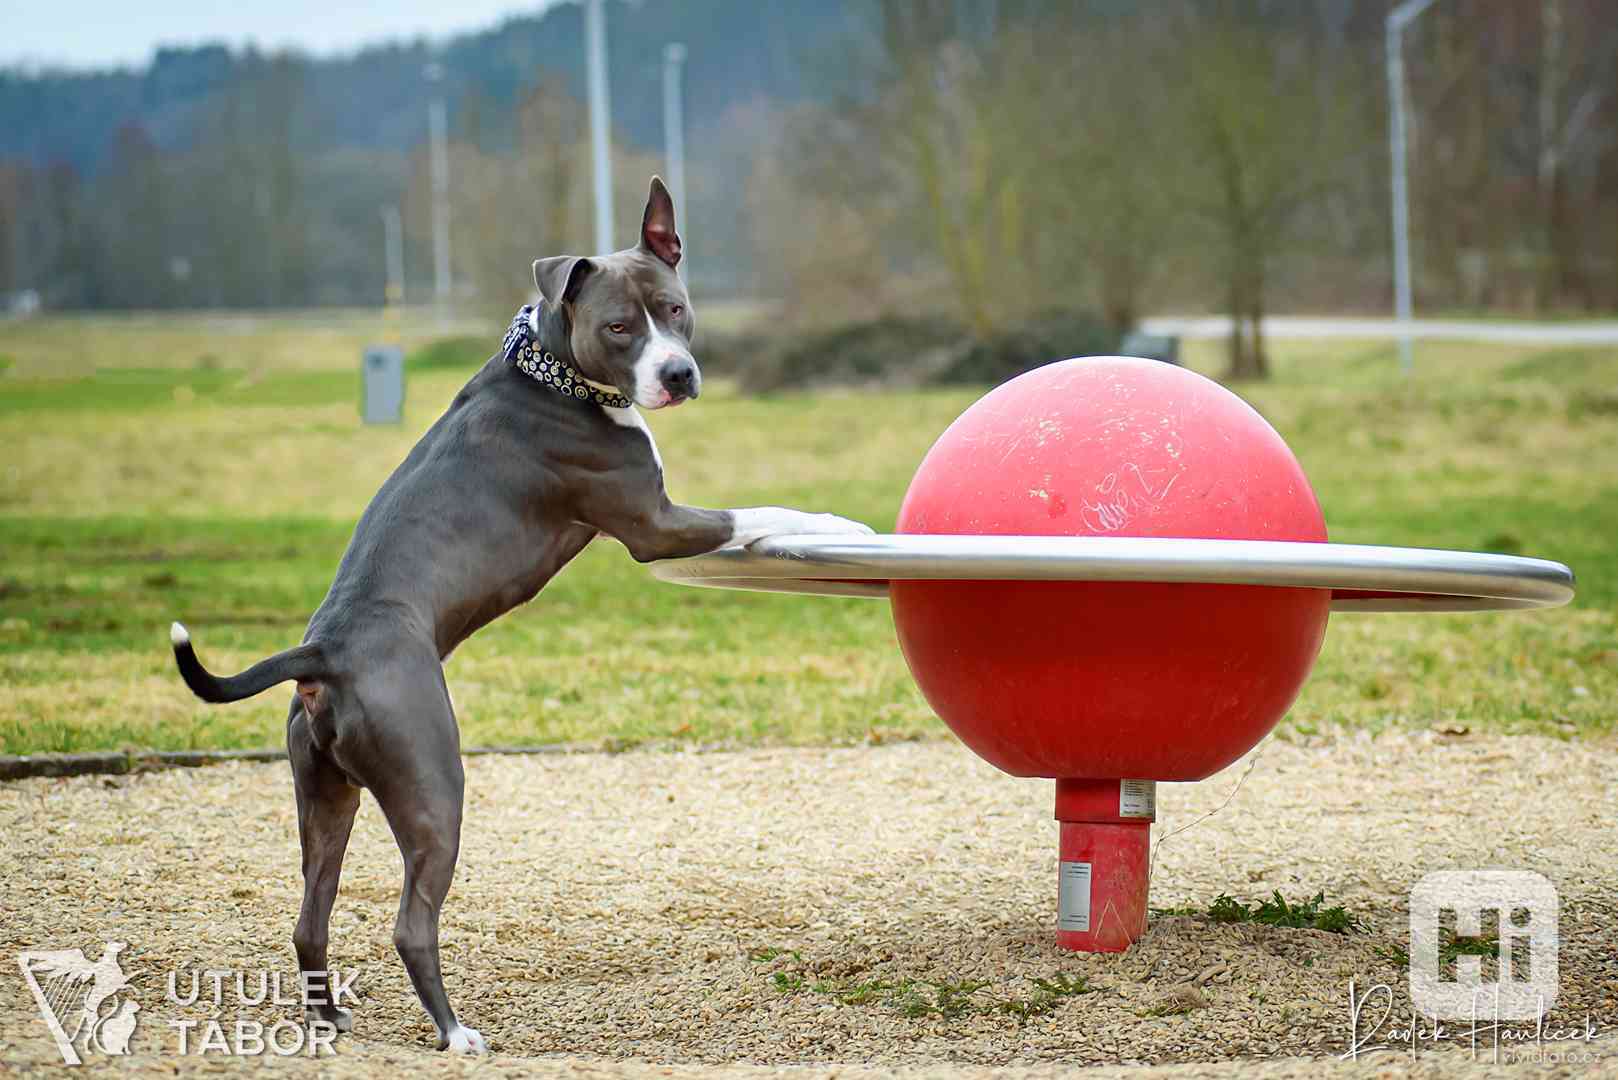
[1,0,562,70]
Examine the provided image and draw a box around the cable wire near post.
[585,0,614,256]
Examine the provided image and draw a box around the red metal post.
[1054,777,1156,952]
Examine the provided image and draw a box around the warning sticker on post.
[1058,861,1092,932]
[1119,779,1156,818]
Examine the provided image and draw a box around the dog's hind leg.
[288,703,362,1032]
[355,656,484,1053]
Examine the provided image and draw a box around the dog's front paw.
[442,1025,487,1054]
[802,513,876,536]
[729,507,877,549]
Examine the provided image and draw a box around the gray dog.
[171,177,870,1053]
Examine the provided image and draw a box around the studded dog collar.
[501,304,633,409]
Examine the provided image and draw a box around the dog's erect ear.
[533,256,594,305]
[638,176,681,268]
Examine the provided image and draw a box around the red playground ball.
[891,356,1331,782]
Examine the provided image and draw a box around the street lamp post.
[662,43,687,280]
[585,0,614,255]
[426,62,451,327]
[1387,0,1442,373]
[380,204,404,310]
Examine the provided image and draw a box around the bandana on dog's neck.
[501,303,633,409]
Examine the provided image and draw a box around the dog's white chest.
[602,404,664,476]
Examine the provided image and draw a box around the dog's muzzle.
[659,358,700,403]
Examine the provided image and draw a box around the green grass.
[0,316,1614,755]
[0,366,364,415]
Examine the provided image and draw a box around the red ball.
[891,357,1330,781]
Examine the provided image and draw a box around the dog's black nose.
[660,358,700,400]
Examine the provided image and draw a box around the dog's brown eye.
[607,323,627,334]
[669,305,683,317]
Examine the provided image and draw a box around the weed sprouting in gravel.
[763,954,1093,1025]
[998,973,1097,1024]
[1378,928,1501,970]
[1204,891,1363,933]
[817,979,894,1006]
[1141,993,1202,1017]
[749,946,801,963]
[1444,934,1502,958]
[891,981,937,1019]
[824,976,990,1020]
[929,979,991,1019]
[1206,894,1251,923]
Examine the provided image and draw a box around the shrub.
[730,310,1120,392]
[407,336,490,371]
[738,315,961,392]
[693,329,772,379]
[936,310,1118,386]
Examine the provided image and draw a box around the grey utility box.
[1118,332,1181,366]
[362,345,405,424]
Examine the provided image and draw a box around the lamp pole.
[586,0,614,254]
[380,204,404,310]
[1387,0,1441,373]
[662,43,687,280]
[426,62,451,326]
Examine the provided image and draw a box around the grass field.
[1,312,1614,755]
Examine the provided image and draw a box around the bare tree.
[0,163,26,296]
[519,77,586,260]
[1178,18,1359,379]
[1533,0,1617,308]
[1021,19,1185,336]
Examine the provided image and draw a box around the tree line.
[1,1,1615,378]
[747,0,1618,377]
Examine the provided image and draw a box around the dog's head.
[532,177,698,410]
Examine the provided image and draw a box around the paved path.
[1142,315,1618,346]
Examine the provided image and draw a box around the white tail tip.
[170,622,190,647]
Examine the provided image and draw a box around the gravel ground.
[2,732,1615,1078]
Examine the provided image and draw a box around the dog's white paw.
[443,1025,487,1054]
[306,1006,352,1032]
[729,507,876,549]
[803,513,875,536]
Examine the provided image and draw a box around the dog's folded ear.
[639,176,682,268]
[533,256,594,305]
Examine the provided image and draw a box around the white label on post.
[1058,861,1092,932]
[1119,779,1156,818]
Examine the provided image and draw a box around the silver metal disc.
[650,535,1575,612]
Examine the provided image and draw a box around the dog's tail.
[170,622,330,704]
